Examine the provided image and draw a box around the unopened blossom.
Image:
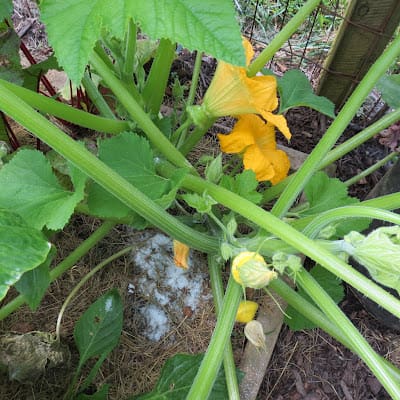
[173,240,190,269]
[187,38,291,139]
[218,114,290,183]
[232,251,278,289]
[236,300,259,323]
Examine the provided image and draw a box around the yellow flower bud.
[235,300,259,323]
[231,251,277,289]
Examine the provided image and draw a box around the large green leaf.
[87,132,170,219]
[0,209,51,301]
[285,265,345,331]
[0,149,86,230]
[0,27,24,85]
[377,74,400,109]
[14,246,55,311]
[128,1,244,66]
[278,70,335,118]
[74,289,123,368]
[0,0,13,20]
[40,0,244,84]
[134,353,237,400]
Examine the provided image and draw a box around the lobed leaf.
[87,132,171,220]
[129,0,245,67]
[40,0,244,84]
[220,170,262,205]
[0,209,51,301]
[300,171,370,236]
[278,70,335,118]
[0,149,86,230]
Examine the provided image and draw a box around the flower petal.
[217,115,257,153]
[243,144,275,181]
[267,149,291,185]
[173,240,190,269]
[260,112,291,140]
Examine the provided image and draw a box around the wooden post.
[317,0,400,109]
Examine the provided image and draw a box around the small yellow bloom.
[232,251,278,289]
[236,300,259,323]
[173,240,190,269]
[188,38,291,139]
[218,114,290,184]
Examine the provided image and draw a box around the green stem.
[270,278,400,382]
[142,38,176,114]
[247,0,321,76]
[344,152,398,187]
[271,34,400,217]
[291,192,400,232]
[302,206,400,238]
[186,276,242,400]
[187,51,203,107]
[168,169,400,319]
[81,72,116,119]
[89,52,194,171]
[0,83,218,254]
[0,79,128,133]
[123,19,137,83]
[0,220,116,320]
[208,255,240,400]
[56,245,134,341]
[294,268,400,398]
[179,118,216,155]
[263,109,400,203]
[171,117,192,145]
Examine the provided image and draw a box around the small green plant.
[0,0,400,399]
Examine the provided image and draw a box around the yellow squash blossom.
[173,240,190,269]
[231,251,278,289]
[236,300,259,323]
[218,114,290,184]
[188,38,291,140]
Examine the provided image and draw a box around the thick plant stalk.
[89,52,194,171]
[271,33,400,217]
[270,278,400,382]
[81,72,116,119]
[263,108,400,203]
[0,82,218,255]
[302,206,400,238]
[142,38,176,114]
[208,255,240,400]
[156,162,400,319]
[186,276,242,400]
[0,79,129,133]
[0,220,116,320]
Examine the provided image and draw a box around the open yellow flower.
[188,38,291,139]
[218,114,290,184]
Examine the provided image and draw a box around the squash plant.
[1,0,400,398]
